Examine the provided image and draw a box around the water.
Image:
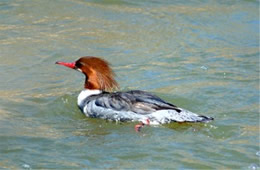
[0,0,259,169]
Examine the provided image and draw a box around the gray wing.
[85,90,181,115]
[82,90,213,123]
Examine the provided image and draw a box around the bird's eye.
[76,62,86,68]
[75,62,82,68]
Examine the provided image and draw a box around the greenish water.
[0,0,259,169]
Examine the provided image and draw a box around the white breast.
[77,89,102,106]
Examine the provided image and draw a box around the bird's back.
[78,90,213,124]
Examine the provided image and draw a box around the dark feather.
[83,90,181,115]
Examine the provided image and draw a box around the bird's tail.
[170,108,214,123]
[196,115,214,123]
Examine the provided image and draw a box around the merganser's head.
[56,56,118,91]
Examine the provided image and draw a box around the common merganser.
[56,56,213,131]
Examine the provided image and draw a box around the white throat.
[77,89,102,106]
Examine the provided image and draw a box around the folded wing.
[81,90,213,123]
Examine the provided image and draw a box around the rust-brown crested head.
[75,56,119,91]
